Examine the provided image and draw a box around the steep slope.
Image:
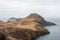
[26,13,56,26]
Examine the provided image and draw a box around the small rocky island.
[0,13,56,40]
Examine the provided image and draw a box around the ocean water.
[37,18,60,40]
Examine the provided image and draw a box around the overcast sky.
[0,0,60,19]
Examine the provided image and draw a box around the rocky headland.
[0,13,55,40]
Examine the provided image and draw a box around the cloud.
[0,0,60,18]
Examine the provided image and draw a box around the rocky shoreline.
[0,13,55,40]
[0,28,49,40]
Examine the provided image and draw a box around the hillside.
[0,13,55,40]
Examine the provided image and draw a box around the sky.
[0,0,60,19]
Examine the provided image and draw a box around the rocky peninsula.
[0,13,55,40]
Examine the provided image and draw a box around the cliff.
[0,27,49,40]
[0,13,56,40]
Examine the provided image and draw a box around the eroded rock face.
[0,32,6,40]
[1,27,49,40]
[0,27,49,40]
